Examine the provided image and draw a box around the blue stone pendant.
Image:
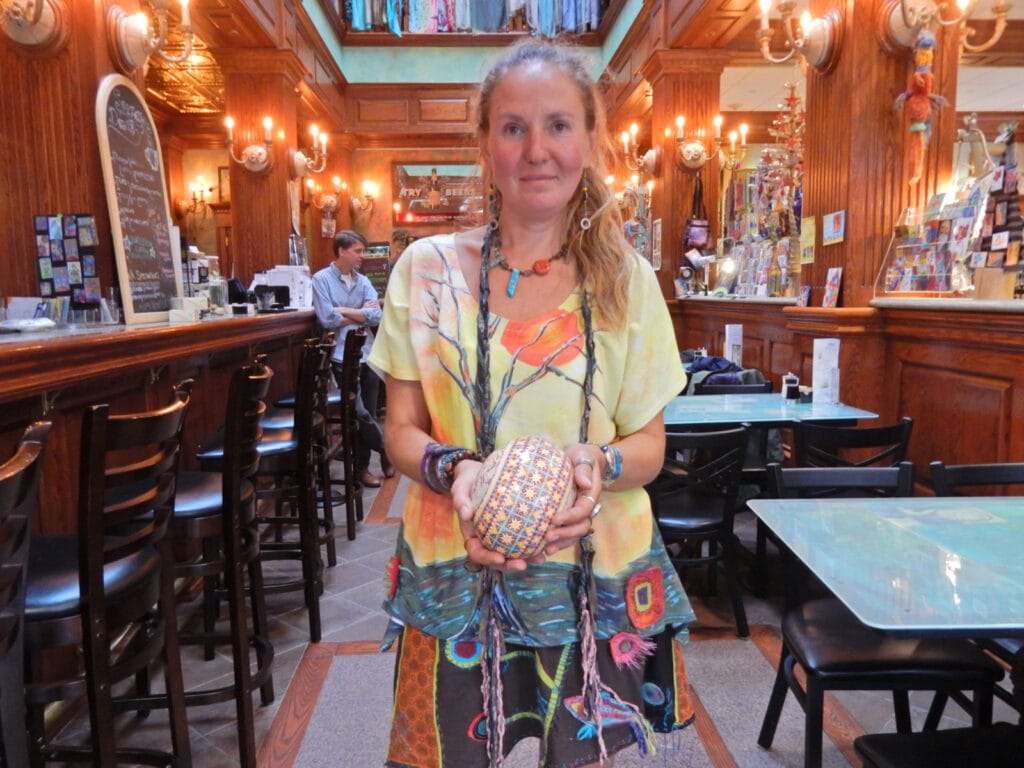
[506,269,520,298]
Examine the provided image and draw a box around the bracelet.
[420,442,481,494]
[600,444,622,487]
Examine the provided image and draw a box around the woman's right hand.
[452,459,534,572]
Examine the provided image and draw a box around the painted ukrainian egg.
[470,435,575,559]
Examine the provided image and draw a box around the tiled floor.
[49,466,1016,767]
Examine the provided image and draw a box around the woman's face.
[482,61,594,224]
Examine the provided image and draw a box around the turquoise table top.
[748,497,1024,637]
[663,393,878,428]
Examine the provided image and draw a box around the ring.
[463,558,483,573]
[579,494,597,507]
[573,456,595,467]
[590,503,602,519]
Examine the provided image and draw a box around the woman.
[369,39,695,768]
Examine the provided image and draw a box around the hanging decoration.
[894,29,947,186]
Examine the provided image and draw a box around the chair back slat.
[693,380,773,395]
[793,417,913,468]
[930,460,1024,497]
[767,461,916,499]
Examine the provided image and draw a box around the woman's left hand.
[543,444,604,555]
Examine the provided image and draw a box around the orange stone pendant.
[532,259,551,275]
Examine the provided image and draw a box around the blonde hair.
[474,38,633,326]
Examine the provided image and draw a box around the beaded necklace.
[486,229,569,298]
[476,225,609,766]
[475,226,595,456]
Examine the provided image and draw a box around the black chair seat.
[256,406,328,432]
[174,471,254,518]
[653,491,730,532]
[854,722,1024,768]
[25,536,160,621]
[785,600,1004,681]
[274,386,341,409]
[197,426,298,466]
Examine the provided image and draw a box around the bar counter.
[0,311,317,534]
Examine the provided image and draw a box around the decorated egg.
[470,435,575,559]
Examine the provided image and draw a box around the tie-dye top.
[368,233,694,648]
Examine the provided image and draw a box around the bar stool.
[0,421,50,768]
[24,382,193,767]
[196,338,331,642]
[142,358,275,768]
[260,333,342,558]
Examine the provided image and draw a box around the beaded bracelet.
[600,443,623,487]
[420,442,481,494]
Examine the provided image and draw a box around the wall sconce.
[310,176,345,218]
[288,124,328,180]
[107,0,193,74]
[225,116,273,174]
[878,0,1008,55]
[1,0,69,52]
[672,115,748,171]
[620,123,662,178]
[353,180,377,213]
[183,175,213,216]
[757,0,843,74]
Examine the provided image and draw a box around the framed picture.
[392,162,481,224]
[822,267,843,308]
[218,166,231,203]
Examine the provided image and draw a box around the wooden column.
[803,0,960,307]
[217,49,306,283]
[642,49,731,297]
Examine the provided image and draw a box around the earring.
[579,182,592,231]
[487,184,499,231]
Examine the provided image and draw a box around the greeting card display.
[34,213,101,303]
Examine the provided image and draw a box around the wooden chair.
[140,358,275,767]
[24,383,193,767]
[646,427,750,637]
[328,328,368,540]
[0,421,50,768]
[757,462,1005,768]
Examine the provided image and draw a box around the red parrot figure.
[894,29,948,185]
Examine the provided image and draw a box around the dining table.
[663,392,878,429]
[748,495,1024,712]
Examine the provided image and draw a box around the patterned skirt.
[385,625,694,768]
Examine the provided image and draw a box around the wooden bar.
[0,313,317,534]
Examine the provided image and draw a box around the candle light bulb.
[621,131,630,153]
[759,0,771,30]
[729,131,737,153]
[320,132,328,150]
[262,116,273,144]
[225,116,234,143]
[180,0,190,27]
[800,10,812,38]
[310,124,319,140]
[739,123,749,145]
[332,176,342,194]
[630,123,638,138]
[713,115,723,139]
[675,115,684,139]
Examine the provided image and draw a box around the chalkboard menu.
[96,74,181,323]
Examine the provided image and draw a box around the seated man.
[312,229,392,487]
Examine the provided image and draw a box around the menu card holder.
[812,338,841,404]
[723,324,743,366]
